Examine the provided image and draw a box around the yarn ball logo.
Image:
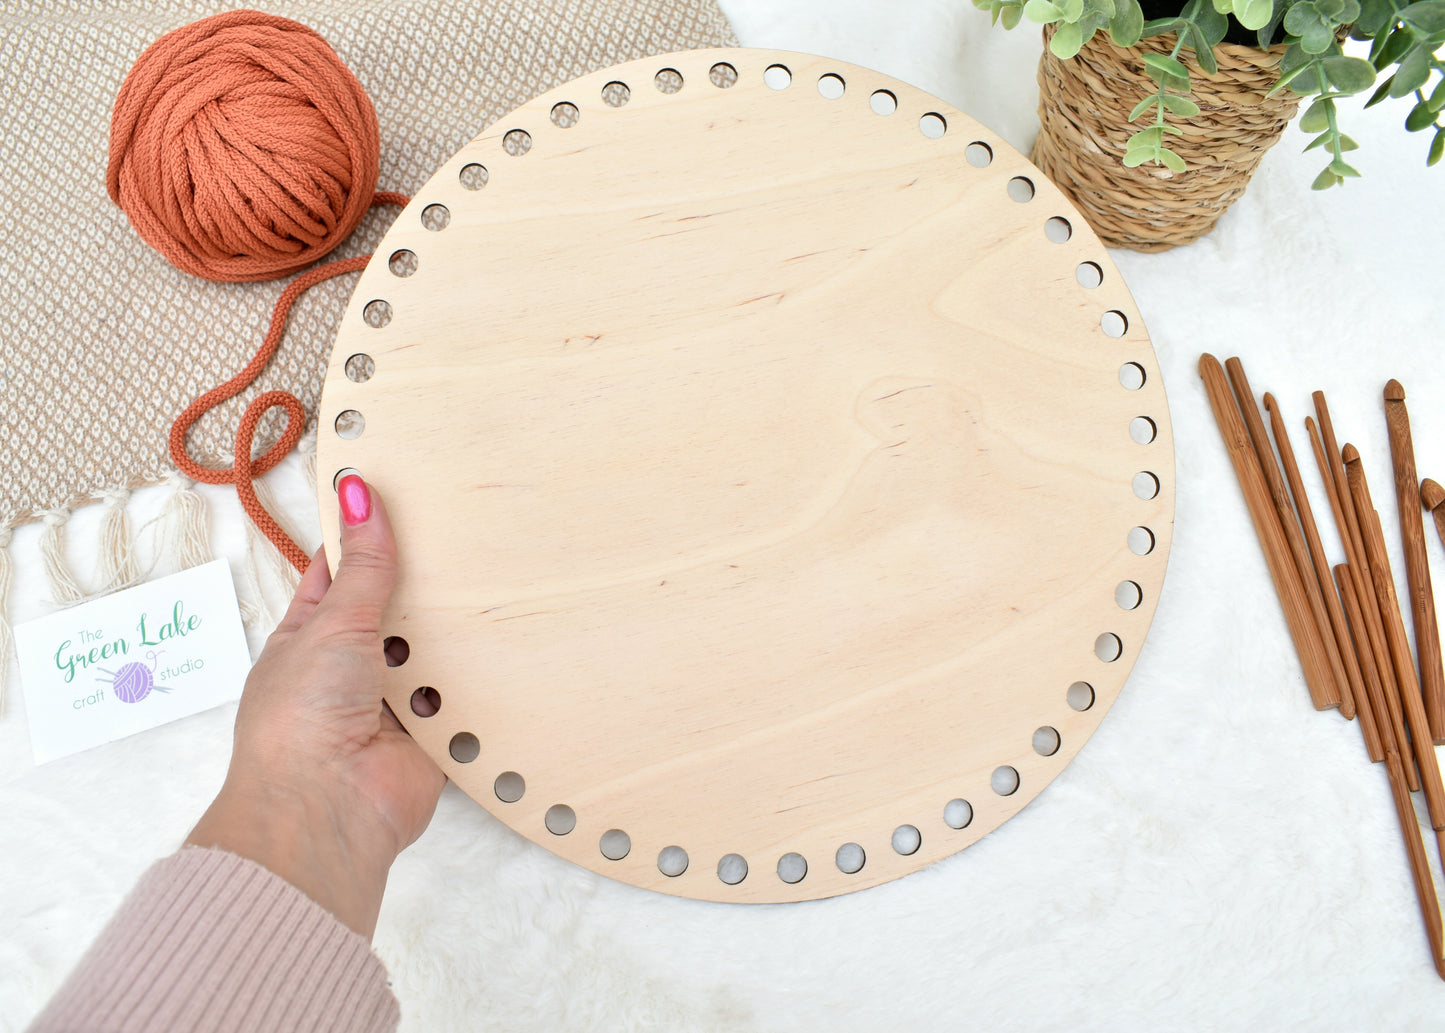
[97,651,174,704]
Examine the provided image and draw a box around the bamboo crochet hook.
[1199,355,1337,708]
[1384,381,1445,742]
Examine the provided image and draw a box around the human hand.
[186,475,445,938]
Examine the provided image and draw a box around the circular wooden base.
[318,48,1173,902]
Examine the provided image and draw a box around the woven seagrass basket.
[1033,25,1303,252]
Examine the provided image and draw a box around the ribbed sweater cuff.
[28,846,399,1033]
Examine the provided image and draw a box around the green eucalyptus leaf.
[1358,0,1393,34]
[1003,5,1025,27]
[1141,16,1185,34]
[1051,19,1086,56]
[1122,147,1156,166]
[1060,0,1086,21]
[1377,27,1417,70]
[1299,98,1332,132]
[1338,0,1362,21]
[1212,0,1233,12]
[1194,3,1230,44]
[1338,134,1359,150]
[1129,126,1164,147]
[1273,59,1319,96]
[1094,0,1118,18]
[1161,92,1203,116]
[1129,95,1161,120]
[1329,156,1361,176]
[1400,1,1445,34]
[1314,0,1344,19]
[1365,75,1396,106]
[1159,147,1188,171]
[1392,47,1432,97]
[1301,18,1337,53]
[1234,0,1274,28]
[1322,55,1377,92]
[1283,3,1320,36]
[1312,166,1342,189]
[1025,0,1064,23]
[1430,77,1445,110]
[1303,130,1334,150]
[1111,0,1146,44]
[1160,122,1185,134]
[1429,126,1445,165]
[1407,98,1438,130]
[1143,52,1190,78]
[1189,25,1220,72]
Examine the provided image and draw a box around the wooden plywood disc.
[317,49,1173,903]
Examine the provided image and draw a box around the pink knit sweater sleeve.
[27,847,400,1033]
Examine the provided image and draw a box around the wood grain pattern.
[316,50,1172,902]
[1199,356,1334,709]
[1264,394,1359,721]
[1345,447,1445,831]
[1384,382,1445,743]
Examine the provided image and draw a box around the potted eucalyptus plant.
[975,0,1444,249]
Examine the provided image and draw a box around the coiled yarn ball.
[106,8,380,283]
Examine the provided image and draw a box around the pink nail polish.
[337,474,371,526]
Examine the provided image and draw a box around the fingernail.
[337,474,371,526]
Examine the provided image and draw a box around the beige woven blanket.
[0,0,736,529]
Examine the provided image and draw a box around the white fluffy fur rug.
[5,1,1445,1029]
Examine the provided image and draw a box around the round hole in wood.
[1133,471,1160,500]
[362,299,391,328]
[655,67,684,94]
[383,636,409,667]
[1067,681,1096,711]
[836,842,866,874]
[331,467,360,491]
[764,64,792,90]
[1130,416,1157,444]
[944,798,973,829]
[777,852,807,884]
[919,112,946,138]
[817,73,845,99]
[599,828,631,859]
[869,89,897,115]
[410,686,441,717]
[891,824,921,855]
[1128,525,1156,555]
[550,101,579,128]
[709,62,738,88]
[343,353,374,384]
[965,141,993,167]
[545,804,576,835]
[388,249,417,277]
[459,162,489,190]
[601,80,631,107]
[1007,176,1035,202]
[1119,362,1147,390]
[991,766,1020,796]
[717,853,748,885]
[494,771,525,803]
[1076,261,1103,288]
[658,845,689,877]
[502,129,532,156]
[1102,310,1129,337]
[1045,216,1072,243]
[1115,580,1143,610]
[1095,632,1123,662]
[1033,726,1061,756]
[421,203,451,232]
[334,409,364,440]
[449,731,480,764]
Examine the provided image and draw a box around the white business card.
[15,559,252,764]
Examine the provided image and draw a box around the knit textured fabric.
[0,0,737,527]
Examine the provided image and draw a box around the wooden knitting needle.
[1313,401,1419,787]
[1385,381,1445,743]
[1346,445,1445,833]
[1339,564,1445,979]
[1199,355,1336,708]
[1265,393,1359,721]
[1226,359,1343,708]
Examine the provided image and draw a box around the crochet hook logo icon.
[97,650,174,704]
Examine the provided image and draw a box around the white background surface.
[5,1,1445,1028]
